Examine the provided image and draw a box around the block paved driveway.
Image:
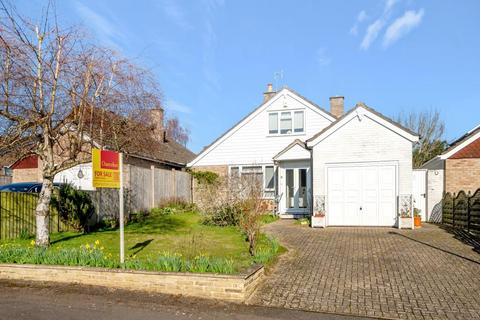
[249,221,480,320]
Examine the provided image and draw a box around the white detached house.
[188,85,419,227]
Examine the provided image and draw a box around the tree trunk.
[35,176,54,247]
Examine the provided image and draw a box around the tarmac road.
[0,280,369,320]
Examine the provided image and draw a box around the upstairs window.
[294,111,304,133]
[280,112,292,134]
[268,110,304,135]
[268,113,278,134]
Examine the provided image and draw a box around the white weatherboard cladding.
[312,114,413,197]
[275,144,310,161]
[190,91,332,166]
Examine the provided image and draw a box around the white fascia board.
[440,130,480,160]
[307,106,419,147]
[188,88,333,167]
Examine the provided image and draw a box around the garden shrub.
[202,203,242,227]
[51,184,95,233]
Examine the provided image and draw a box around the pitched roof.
[189,87,335,166]
[440,124,480,159]
[273,139,308,160]
[306,102,419,145]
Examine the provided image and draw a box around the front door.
[285,168,308,211]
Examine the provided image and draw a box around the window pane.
[280,112,292,134]
[299,169,307,208]
[294,111,304,133]
[268,113,278,134]
[265,166,274,189]
[230,166,239,177]
[242,166,263,186]
[286,169,294,208]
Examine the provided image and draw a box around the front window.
[228,165,276,198]
[268,110,304,135]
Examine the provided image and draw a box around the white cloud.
[358,10,368,22]
[166,99,192,114]
[359,0,399,50]
[316,48,331,67]
[73,2,125,49]
[349,10,368,36]
[162,0,192,30]
[361,19,384,50]
[383,9,425,47]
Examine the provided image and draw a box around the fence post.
[0,192,2,240]
[172,169,176,199]
[467,191,471,233]
[151,165,155,209]
[452,193,456,228]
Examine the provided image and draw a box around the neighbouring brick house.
[440,124,480,193]
[417,124,480,221]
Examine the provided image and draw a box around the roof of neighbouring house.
[440,124,480,159]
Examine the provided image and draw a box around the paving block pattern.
[250,221,480,319]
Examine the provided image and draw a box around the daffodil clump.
[0,240,236,274]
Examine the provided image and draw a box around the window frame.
[228,164,276,198]
[267,109,305,136]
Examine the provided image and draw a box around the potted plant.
[398,208,413,229]
[311,211,326,228]
[413,208,422,228]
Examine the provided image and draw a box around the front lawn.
[0,209,282,273]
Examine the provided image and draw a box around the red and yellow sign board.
[92,148,120,188]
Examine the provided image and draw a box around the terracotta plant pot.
[414,216,421,227]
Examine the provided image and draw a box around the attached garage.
[327,163,397,226]
[307,103,419,228]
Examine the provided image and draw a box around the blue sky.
[18,0,480,152]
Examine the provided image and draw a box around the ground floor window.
[228,164,276,199]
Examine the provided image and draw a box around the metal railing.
[0,192,68,240]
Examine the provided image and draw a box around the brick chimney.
[149,108,164,140]
[329,96,344,118]
[263,83,276,102]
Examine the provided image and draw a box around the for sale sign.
[92,148,120,188]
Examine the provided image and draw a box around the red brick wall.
[445,158,480,194]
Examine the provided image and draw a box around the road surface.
[0,280,368,320]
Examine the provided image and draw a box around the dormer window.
[268,110,304,135]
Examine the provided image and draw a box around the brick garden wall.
[445,158,480,194]
[0,264,264,302]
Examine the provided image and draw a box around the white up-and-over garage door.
[327,163,397,226]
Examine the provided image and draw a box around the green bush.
[51,184,95,233]
[202,204,242,227]
[189,170,219,185]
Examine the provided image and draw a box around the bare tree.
[165,116,189,146]
[395,110,447,168]
[0,2,161,246]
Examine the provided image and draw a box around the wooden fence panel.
[129,166,152,211]
[442,193,453,225]
[454,191,469,230]
[442,188,480,236]
[470,189,480,236]
[175,171,191,201]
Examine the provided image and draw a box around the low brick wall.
[0,264,264,302]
